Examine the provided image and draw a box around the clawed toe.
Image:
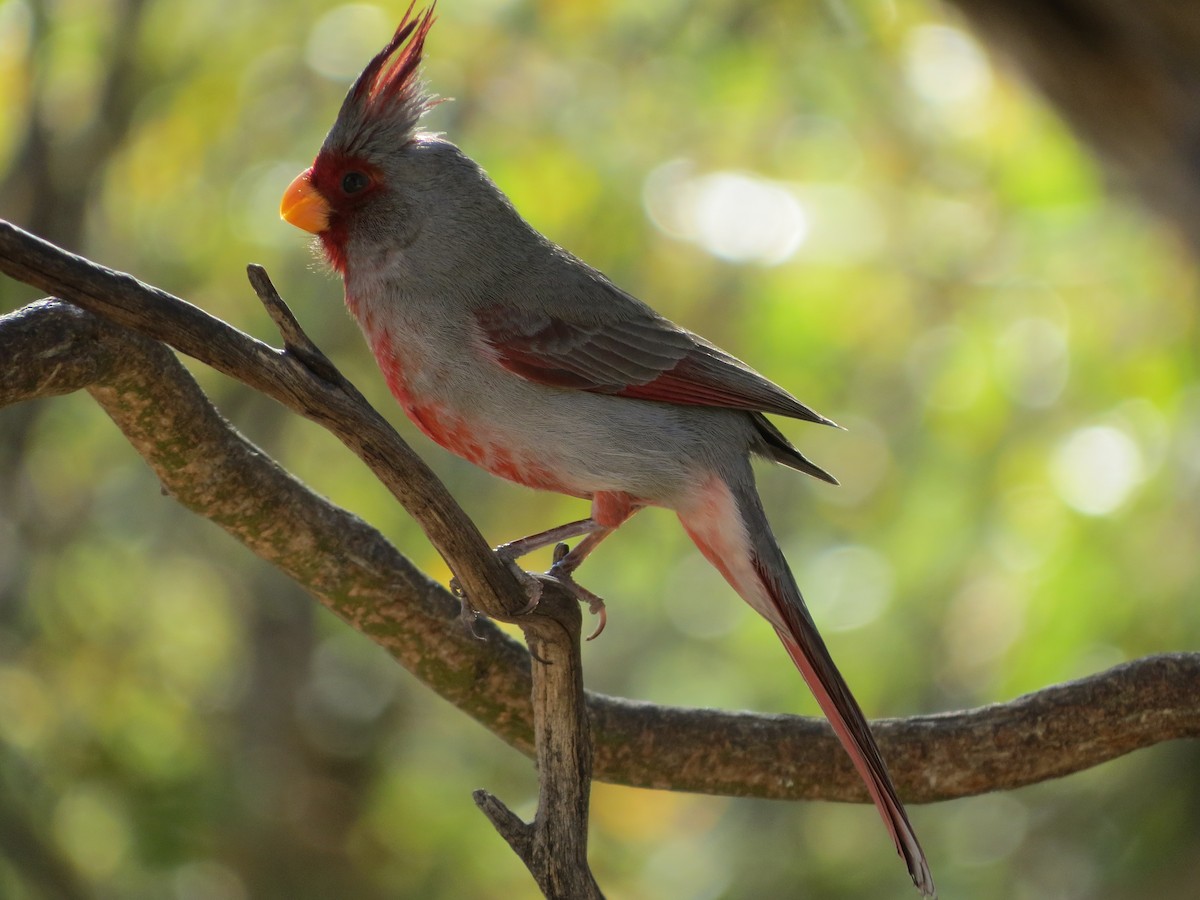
[547,561,608,640]
[449,565,541,637]
[471,551,608,638]
[584,598,607,641]
[492,546,544,616]
[488,522,614,636]
[451,579,487,640]
[509,564,543,615]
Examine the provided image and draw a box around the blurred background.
[2,0,1199,897]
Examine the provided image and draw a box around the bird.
[279,6,935,896]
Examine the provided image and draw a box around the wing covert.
[474,304,835,426]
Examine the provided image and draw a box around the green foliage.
[2,0,1199,897]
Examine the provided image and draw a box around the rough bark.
[475,587,604,900]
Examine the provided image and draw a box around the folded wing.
[474,303,836,426]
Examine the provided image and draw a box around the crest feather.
[325,3,438,153]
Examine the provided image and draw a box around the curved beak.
[280,168,330,234]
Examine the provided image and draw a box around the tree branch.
[2,219,1199,812]
[0,296,537,745]
[0,278,606,892]
[476,585,604,899]
[0,218,532,630]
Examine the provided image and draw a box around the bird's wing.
[474,303,835,426]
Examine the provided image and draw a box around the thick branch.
[591,650,1200,803]
[477,587,603,899]
[2,295,601,893]
[0,297,538,749]
[0,219,531,629]
[2,223,1199,808]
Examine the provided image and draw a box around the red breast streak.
[366,323,580,495]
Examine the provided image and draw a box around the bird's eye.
[341,171,370,194]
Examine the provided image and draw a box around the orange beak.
[280,169,331,234]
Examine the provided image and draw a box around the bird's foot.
[494,547,544,616]
[457,538,602,637]
[549,542,608,640]
[449,576,486,640]
[451,561,544,638]
[448,562,541,637]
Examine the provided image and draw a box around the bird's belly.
[365,320,738,506]
[368,325,589,495]
[408,398,588,497]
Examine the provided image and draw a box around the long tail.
[677,469,936,898]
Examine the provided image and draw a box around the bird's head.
[280,4,443,275]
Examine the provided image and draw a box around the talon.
[515,593,540,616]
[456,591,486,641]
[463,611,486,640]
[491,545,546,616]
[506,561,543,616]
[585,600,607,641]
[547,566,609,640]
[552,542,570,564]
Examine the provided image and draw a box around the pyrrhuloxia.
[280,8,934,895]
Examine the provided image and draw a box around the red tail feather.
[751,556,936,897]
[677,473,935,896]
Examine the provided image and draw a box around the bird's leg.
[548,529,614,640]
[461,511,623,637]
[495,518,600,564]
[493,517,602,614]
[450,519,601,631]
[492,517,615,637]
[536,494,641,638]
